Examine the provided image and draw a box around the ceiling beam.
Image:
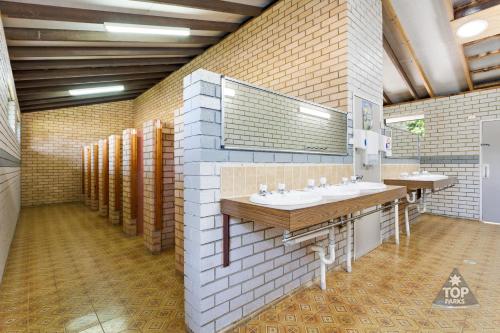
[383,91,392,104]
[470,64,500,73]
[133,0,263,16]
[454,0,500,19]
[8,46,204,60]
[4,28,222,45]
[21,94,140,113]
[466,48,500,60]
[0,1,239,32]
[473,80,500,89]
[13,65,180,80]
[443,0,474,91]
[383,0,435,97]
[17,80,160,95]
[11,57,191,70]
[15,73,167,88]
[19,89,147,104]
[383,35,419,99]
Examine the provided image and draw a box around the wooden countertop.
[220,185,406,232]
[383,176,457,191]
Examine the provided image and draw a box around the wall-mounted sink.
[249,190,322,206]
[310,185,361,197]
[406,174,448,181]
[348,181,387,191]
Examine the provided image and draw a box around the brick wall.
[0,15,20,282]
[174,108,185,273]
[90,143,99,211]
[142,120,175,253]
[98,139,108,217]
[384,88,500,219]
[21,100,134,206]
[134,0,353,273]
[122,128,137,236]
[108,135,121,225]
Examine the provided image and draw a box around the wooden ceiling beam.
[0,1,239,32]
[17,80,160,95]
[134,0,263,16]
[21,94,140,113]
[11,57,191,70]
[454,0,500,19]
[466,48,500,60]
[4,28,222,44]
[13,65,180,80]
[443,0,474,91]
[383,91,392,104]
[8,46,204,60]
[383,0,435,97]
[383,35,419,99]
[470,64,500,73]
[15,73,166,88]
[19,89,147,104]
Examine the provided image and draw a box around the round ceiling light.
[456,19,488,38]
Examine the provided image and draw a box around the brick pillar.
[98,139,108,217]
[84,145,91,207]
[108,135,122,225]
[142,120,175,253]
[122,129,137,235]
[174,108,184,273]
[90,143,99,211]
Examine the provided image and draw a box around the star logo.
[449,274,461,286]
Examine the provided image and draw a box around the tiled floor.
[1,205,499,333]
[0,203,185,333]
[232,214,500,333]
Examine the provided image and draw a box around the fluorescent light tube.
[385,114,424,124]
[69,85,124,96]
[104,22,190,36]
[299,106,331,119]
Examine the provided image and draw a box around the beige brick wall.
[90,143,99,210]
[21,101,134,206]
[98,138,108,217]
[134,0,350,273]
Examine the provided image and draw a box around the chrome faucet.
[258,184,269,196]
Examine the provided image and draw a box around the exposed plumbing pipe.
[311,228,336,290]
[418,188,427,213]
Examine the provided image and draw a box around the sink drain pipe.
[282,202,398,290]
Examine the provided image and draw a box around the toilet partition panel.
[98,139,109,217]
[122,128,138,236]
[108,135,122,225]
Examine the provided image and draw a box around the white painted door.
[481,120,500,224]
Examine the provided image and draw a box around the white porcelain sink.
[310,185,361,197]
[249,190,322,206]
[406,174,448,181]
[348,181,387,191]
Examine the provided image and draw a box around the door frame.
[479,118,500,224]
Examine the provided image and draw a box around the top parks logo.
[433,268,479,309]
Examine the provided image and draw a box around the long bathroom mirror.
[222,77,348,155]
[383,116,423,160]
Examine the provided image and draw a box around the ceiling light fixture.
[104,22,190,36]
[69,85,125,96]
[299,106,331,119]
[385,114,424,124]
[456,19,488,38]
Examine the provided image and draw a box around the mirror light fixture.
[299,106,331,119]
[104,22,190,36]
[385,114,424,124]
[69,85,125,96]
[456,19,488,38]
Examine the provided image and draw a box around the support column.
[98,139,109,217]
[122,128,137,235]
[83,145,91,207]
[108,135,122,225]
[90,143,99,211]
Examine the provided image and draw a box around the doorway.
[481,119,500,224]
